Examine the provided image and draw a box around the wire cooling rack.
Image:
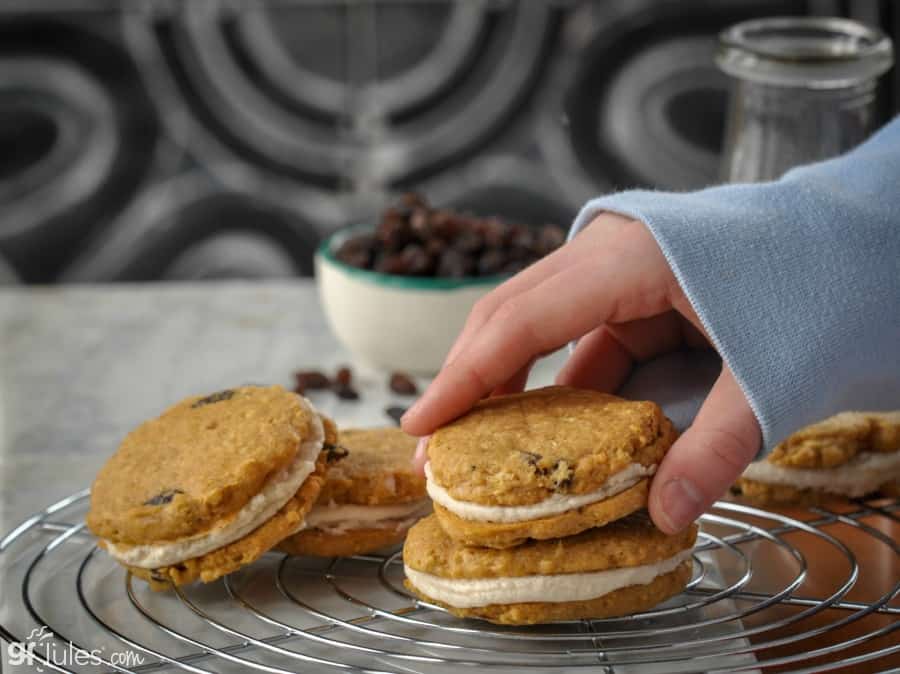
[1,492,897,674]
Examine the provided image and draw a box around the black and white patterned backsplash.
[0,0,895,284]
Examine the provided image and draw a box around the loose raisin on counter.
[385,406,408,425]
[294,371,331,394]
[334,384,360,400]
[332,366,358,400]
[334,366,353,387]
[389,372,418,395]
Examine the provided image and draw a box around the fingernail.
[414,436,430,461]
[412,436,430,473]
[659,478,704,532]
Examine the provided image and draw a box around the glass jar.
[716,16,893,183]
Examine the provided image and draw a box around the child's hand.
[401,212,761,534]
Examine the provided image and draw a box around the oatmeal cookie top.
[87,385,317,545]
[768,410,900,468]
[427,386,675,507]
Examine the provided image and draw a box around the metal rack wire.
[1,491,897,673]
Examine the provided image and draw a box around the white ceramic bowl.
[316,226,506,375]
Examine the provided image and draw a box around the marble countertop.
[0,281,571,534]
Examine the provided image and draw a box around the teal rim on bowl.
[317,224,512,290]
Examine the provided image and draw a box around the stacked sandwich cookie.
[734,410,900,505]
[404,386,698,625]
[87,385,335,590]
[405,513,695,625]
[279,427,431,557]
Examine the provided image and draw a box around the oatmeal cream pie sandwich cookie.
[734,410,900,505]
[403,513,697,625]
[279,427,431,557]
[424,386,677,548]
[86,385,336,590]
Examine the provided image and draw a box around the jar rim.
[719,16,890,62]
[716,16,893,88]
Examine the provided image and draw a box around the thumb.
[649,365,761,534]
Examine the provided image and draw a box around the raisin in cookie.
[425,386,676,548]
[87,385,335,589]
[279,427,430,557]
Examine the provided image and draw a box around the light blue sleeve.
[569,115,900,458]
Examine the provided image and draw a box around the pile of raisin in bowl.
[334,193,566,278]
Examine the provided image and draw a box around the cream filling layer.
[105,396,325,568]
[741,451,900,497]
[425,461,655,523]
[301,499,432,535]
[404,549,693,607]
